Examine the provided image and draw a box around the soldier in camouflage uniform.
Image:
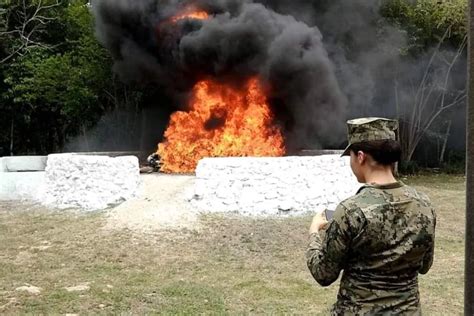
[306,118,436,315]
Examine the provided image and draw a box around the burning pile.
[171,8,209,22]
[157,6,284,173]
[93,0,347,173]
[158,78,285,173]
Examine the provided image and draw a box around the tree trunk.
[465,1,474,314]
[9,115,14,156]
[406,143,417,162]
[82,124,90,152]
[439,120,452,164]
[140,109,147,152]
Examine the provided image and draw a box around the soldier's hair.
[350,140,402,165]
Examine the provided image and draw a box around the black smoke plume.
[261,0,466,154]
[92,0,348,151]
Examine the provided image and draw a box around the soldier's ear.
[357,150,366,164]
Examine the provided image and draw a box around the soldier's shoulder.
[399,183,434,207]
[339,185,387,210]
[338,195,360,210]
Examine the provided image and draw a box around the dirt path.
[105,174,198,232]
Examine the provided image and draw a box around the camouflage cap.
[341,117,399,156]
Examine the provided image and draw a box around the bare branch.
[411,93,466,158]
[0,42,27,64]
[0,29,21,36]
[395,25,466,161]
[414,27,451,103]
[0,0,61,64]
[441,35,467,108]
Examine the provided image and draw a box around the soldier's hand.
[309,211,329,234]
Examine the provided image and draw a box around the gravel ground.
[105,174,199,232]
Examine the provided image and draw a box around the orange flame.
[157,78,286,173]
[171,9,209,23]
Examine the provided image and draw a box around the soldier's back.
[333,181,436,315]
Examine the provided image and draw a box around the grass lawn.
[0,174,466,315]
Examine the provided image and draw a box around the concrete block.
[0,172,45,200]
[0,158,6,172]
[2,156,48,172]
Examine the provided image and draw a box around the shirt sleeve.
[305,204,359,287]
[419,208,437,275]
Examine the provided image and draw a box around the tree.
[395,30,467,162]
[0,0,117,154]
[382,0,467,53]
[0,0,62,64]
[0,0,64,155]
[465,1,474,313]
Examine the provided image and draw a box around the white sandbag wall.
[40,154,141,210]
[191,155,360,216]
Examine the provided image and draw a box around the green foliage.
[7,7,112,122]
[0,0,468,156]
[441,150,466,174]
[399,150,466,175]
[9,51,104,119]
[0,0,65,62]
[382,0,467,53]
[399,160,421,175]
[0,0,116,154]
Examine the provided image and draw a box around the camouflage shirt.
[306,182,436,315]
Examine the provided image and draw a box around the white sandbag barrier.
[40,154,141,211]
[190,155,360,216]
[2,153,359,217]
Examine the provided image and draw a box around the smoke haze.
[90,0,466,154]
[92,0,348,150]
